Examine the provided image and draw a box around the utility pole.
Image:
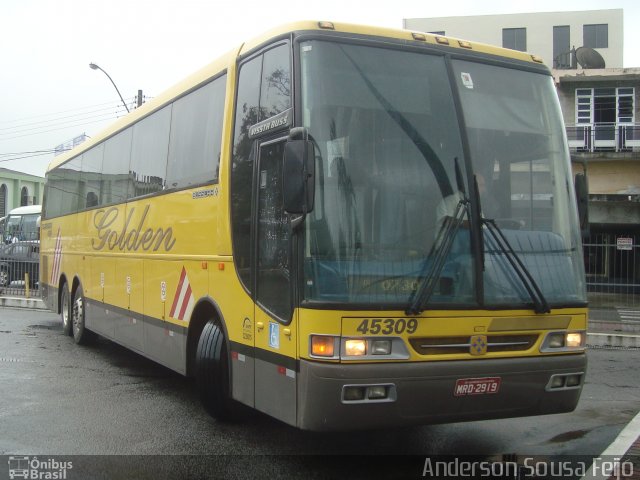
[137,90,143,108]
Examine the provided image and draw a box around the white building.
[0,168,45,218]
[404,9,623,69]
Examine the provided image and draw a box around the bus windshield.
[300,40,586,308]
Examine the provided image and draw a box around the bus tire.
[72,284,96,345]
[60,282,72,336]
[195,320,239,421]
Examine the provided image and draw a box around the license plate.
[454,377,501,396]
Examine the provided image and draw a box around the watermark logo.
[421,457,636,478]
[8,456,72,479]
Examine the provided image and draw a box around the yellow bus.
[40,21,588,431]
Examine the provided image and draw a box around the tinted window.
[61,157,82,215]
[256,141,291,321]
[231,55,262,290]
[130,105,171,197]
[102,129,132,205]
[81,144,104,209]
[166,75,226,189]
[260,44,291,120]
[44,169,65,218]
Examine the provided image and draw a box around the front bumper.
[296,354,586,431]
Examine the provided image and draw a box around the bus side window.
[231,54,262,292]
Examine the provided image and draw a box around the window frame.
[502,27,527,52]
[583,24,609,49]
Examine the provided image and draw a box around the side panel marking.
[51,228,62,284]
[169,267,195,321]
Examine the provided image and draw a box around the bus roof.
[8,205,41,215]
[47,20,543,173]
[237,20,542,63]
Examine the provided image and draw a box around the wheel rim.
[73,294,83,335]
[0,270,8,287]
[62,290,70,329]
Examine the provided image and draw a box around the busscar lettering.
[92,205,176,252]
[248,110,290,138]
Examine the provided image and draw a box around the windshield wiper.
[468,172,550,314]
[482,219,551,314]
[406,198,469,315]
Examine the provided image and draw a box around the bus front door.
[253,139,298,426]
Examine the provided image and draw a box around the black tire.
[195,321,239,420]
[72,285,96,345]
[60,283,72,336]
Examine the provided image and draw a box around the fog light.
[345,339,367,356]
[311,336,335,357]
[566,333,583,348]
[548,333,565,348]
[371,339,392,355]
[367,386,387,399]
[343,386,365,401]
[550,376,566,389]
[566,374,582,387]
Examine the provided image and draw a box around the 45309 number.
[355,318,418,335]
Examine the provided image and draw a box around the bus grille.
[409,334,539,355]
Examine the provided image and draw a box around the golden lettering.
[91,205,176,252]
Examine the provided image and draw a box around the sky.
[1,0,638,178]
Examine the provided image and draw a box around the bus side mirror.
[574,173,589,237]
[283,134,315,215]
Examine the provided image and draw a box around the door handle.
[256,321,264,331]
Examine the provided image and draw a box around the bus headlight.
[310,337,409,360]
[566,333,584,348]
[541,331,586,352]
[345,339,367,356]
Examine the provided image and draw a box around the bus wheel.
[60,282,72,336]
[195,320,239,421]
[72,285,96,345]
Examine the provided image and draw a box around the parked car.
[0,241,39,288]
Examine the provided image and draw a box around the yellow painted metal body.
[39,21,583,430]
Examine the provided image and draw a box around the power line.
[0,149,62,157]
[0,109,126,139]
[0,151,63,163]
[0,103,124,133]
[0,100,120,125]
[0,114,125,142]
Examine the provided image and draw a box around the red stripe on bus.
[169,267,187,317]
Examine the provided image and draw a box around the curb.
[587,332,640,348]
[580,410,640,480]
[0,296,48,310]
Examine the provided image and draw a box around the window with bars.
[0,184,6,217]
[575,87,635,124]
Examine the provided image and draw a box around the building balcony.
[566,123,640,154]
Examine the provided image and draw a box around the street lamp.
[89,62,130,113]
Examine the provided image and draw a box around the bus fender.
[186,296,229,377]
